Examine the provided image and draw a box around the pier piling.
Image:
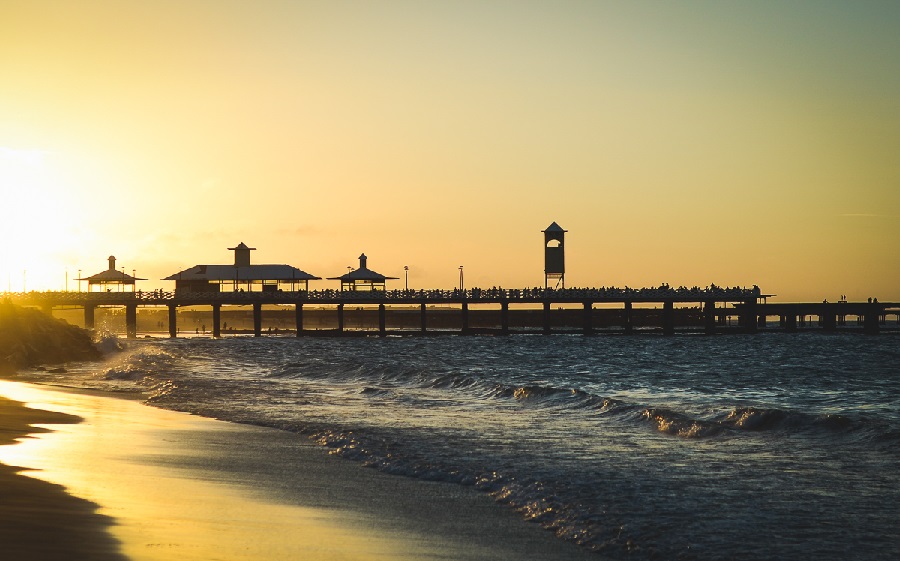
[125,303,137,339]
[84,305,95,330]
[253,303,262,337]
[704,301,716,335]
[212,304,221,337]
[663,301,675,336]
[295,304,304,336]
[168,305,177,337]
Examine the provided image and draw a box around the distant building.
[77,256,146,292]
[327,253,398,291]
[162,243,320,294]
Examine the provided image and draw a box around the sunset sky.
[2,1,898,301]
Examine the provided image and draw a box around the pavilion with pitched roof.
[76,256,146,292]
[328,253,398,291]
[163,242,320,294]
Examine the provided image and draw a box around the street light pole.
[459,266,464,291]
[78,269,82,292]
[404,266,409,291]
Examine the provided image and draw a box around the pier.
[4,288,897,338]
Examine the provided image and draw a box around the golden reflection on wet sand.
[0,381,432,561]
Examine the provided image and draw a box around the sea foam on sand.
[0,381,597,561]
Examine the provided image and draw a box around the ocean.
[19,333,899,560]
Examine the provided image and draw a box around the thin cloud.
[837,213,893,218]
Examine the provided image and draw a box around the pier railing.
[2,285,764,306]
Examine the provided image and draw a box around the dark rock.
[0,300,101,373]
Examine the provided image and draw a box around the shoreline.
[0,379,599,561]
[0,393,125,561]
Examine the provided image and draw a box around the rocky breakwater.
[0,300,101,375]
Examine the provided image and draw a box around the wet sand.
[0,394,124,561]
[0,381,598,561]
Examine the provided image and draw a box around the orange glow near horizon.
[1,2,898,302]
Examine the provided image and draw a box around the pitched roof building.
[76,256,146,292]
[163,243,320,293]
[327,253,397,291]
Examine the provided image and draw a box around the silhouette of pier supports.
[784,308,798,332]
[212,304,221,337]
[461,302,469,333]
[168,305,177,337]
[582,302,593,335]
[83,305,95,330]
[662,301,675,336]
[623,301,633,334]
[741,300,758,333]
[864,303,880,334]
[378,304,386,335]
[253,303,262,337]
[420,303,427,333]
[821,304,836,332]
[703,301,716,334]
[295,304,304,336]
[542,302,551,334]
[337,303,344,332]
[125,303,137,339]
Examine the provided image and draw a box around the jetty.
[3,226,896,338]
[3,288,896,338]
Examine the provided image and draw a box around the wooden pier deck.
[3,288,897,338]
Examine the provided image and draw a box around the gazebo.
[162,242,321,294]
[328,254,398,291]
[77,256,146,292]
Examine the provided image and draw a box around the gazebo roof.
[163,264,320,282]
[327,253,398,282]
[77,256,146,283]
[77,270,146,283]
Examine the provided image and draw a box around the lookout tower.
[543,222,567,288]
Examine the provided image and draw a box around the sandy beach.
[0,380,597,561]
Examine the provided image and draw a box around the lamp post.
[459,266,464,291]
[78,269,81,292]
[133,269,136,293]
[404,266,409,291]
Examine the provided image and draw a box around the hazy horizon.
[2,1,898,301]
